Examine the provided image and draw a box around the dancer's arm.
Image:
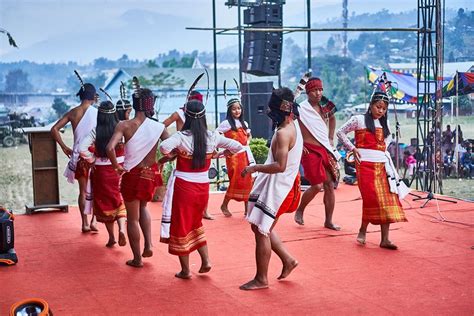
[242,128,290,175]
[106,122,126,174]
[51,112,72,158]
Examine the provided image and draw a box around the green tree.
[52,98,70,117]
[162,58,178,68]
[162,56,195,68]
[453,95,473,115]
[147,60,159,68]
[5,69,33,92]
[88,74,107,90]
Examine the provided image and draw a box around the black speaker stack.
[0,207,17,265]
[241,3,283,76]
[241,81,274,140]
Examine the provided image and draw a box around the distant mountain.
[0,9,218,63]
[0,2,469,63]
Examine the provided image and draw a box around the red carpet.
[2,184,473,315]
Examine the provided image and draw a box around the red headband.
[188,91,203,103]
[305,78,323,93]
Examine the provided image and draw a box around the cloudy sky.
[1,0,471,63]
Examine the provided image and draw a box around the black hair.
[76,83,96,101]
[116,100,131,121]
[96,101,119,158]
[226,100,248,131]
[117,108,127,121]
[267,87,299,129]
[182,100,208,169]
[364,99,390,138]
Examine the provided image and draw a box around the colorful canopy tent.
[366,67,452,103]
[442,72,474,97]
[366,67,419,103]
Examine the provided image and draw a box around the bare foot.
[203,211,215,220]
[356,230,366,245]
[294,210,304,225]
[175,271,192,279]
[199,263,212,274]
[142,249,153,258]
[239,279,269,291]
[220,205,232,217]
[105,240,116,248]
[324,222,341,231]
[126,259,143,268]
[118,232,127,247]
[380,241,398,250]
[278,260,298,280]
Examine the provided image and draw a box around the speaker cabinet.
[241,82,274,140]
[244,4,282,24]
[242,4,283,77]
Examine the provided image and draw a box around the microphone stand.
[393,102,401,174]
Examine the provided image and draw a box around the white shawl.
[64,106,97,184]
[124,118,165,171]
[299,99,341,161]
[246,120,303,236]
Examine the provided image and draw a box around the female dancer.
[160,100,242,278]
[336,91,409,250]
[80,101,127,247]
[216,98,254,216]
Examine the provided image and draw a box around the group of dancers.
[51,71,410,290]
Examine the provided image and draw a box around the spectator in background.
[337,143,346,160]
[461,144,473,179]
[403,150,416,178]
[443,149,455,178]
[453,125,463,144]
[442,124,453,152]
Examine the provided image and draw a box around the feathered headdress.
[116,81,132,110]
[74,70,84,92]
[224,78,241,108]
[371,72,393,103]
[131,76,156,118]
[294,71,312,101]
[74,70,96,101]
[99,88,113,102]
[184,72,207,119]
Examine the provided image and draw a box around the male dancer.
[163,90,214,220]
[163,90,202,131]
[294,77,341,230]
[107,87,169,268]
[240,87,303,291]
[51,82,98,233]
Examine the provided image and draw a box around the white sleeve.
[215,133,243,154]
[79,129,96,163]
[336,115,360,151]
[244,121,251,134]
[159,132,182,155]
[216,120,231,133]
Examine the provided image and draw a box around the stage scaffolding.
[189,0,443,195]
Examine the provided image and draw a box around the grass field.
[1,115,472,214]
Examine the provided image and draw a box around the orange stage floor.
[1,185,473,314]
